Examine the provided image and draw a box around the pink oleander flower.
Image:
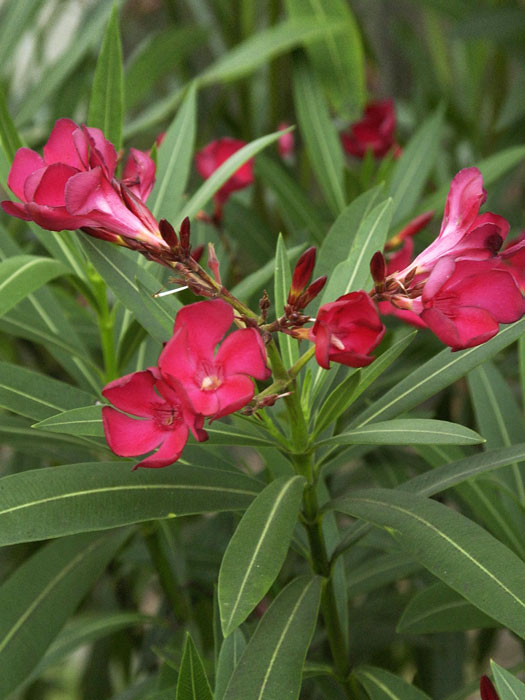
[405,168,509,276]
[341,99,400,159]
[277,122,294,159]
[413,258,524,350]
[480,675,500,700]
[309,291,385,369]
[1,118,165,252]
[159,299,271,419]
[195,137,254,210]
[102,368,208,469]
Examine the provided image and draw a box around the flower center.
[201,374,222,391]
[151,402,182,431]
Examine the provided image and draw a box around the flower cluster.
[102,299,270,468]
[371,167,525,350]
[1,119,167,256]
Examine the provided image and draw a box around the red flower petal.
[7,148,44,200]
[215,328,270,380]
[32,163,78,207]
[134,426,190,469]
[173,299,233,358]
[102,369,159,418]
[102,407,163,457]
[43,118,86,169]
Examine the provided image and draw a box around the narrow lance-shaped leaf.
[0,462,263,546]
[223,576,322,700]
[274,234,299,368]
[353,665,431,700]
[180,129,293,221]
[491,660,525,700]
[87,3,124,149]
[176,632,213,700]
[319,418,484,447]
[0,256,69,319]
[215,629,247,700]
[292,51,345,216]
[149,82,197,223]
[334,488,525,640]
[219,476,306,636]
[397,582,497,634]
[0,529,129,698]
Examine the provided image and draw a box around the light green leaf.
[274,235,299,369]
[0,462,263,546]
[354,665,431,699]
[320,419,483,447]
[149,83,197,223]
[199,19,347,86]
[285,0,365,119]
[315,184,385,287]
[0,0,40,69]
[293,51,345,216]
[491,660,525,699]
[88,4,124,149]
[0,362,96,421]
[0,255,69,319]
[389,105,444,224]
[223,576,321,700]
[176,632,213,700]
[334,488,525,640]
[215,629,247,700]
[219,476,306,636]
[33,406,105,436]
[397,582,497,634]
[180,129,291,221]
[0,529,129,698]
[349,318,525,429]
[320,197,393,304]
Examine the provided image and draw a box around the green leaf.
[491,660,525,699]
[19,613,159,693]
[389,105,444,224]
[223,576,321,700]
[349,318,525,429]
[33,405,105,436]
[274,234,299,369]
[255,156,326,244]
[0,85,23,162]
[315,184,385,286]
[313,371,361,437]
[334,488,525,640]
[346,552,420,598]
[0,362,96,421]
[80,238,171,343]
[149,83,197,223]
[0,462,263,546]
[0,255,69,319]
[198,18,347,86]
[88,4,124,149]
[180,129,290,221]
[215,629,247,700]
[292,51,345,216]
[219,476,306,636]
[353,665,431,699]
[319,419,484,447]
[176,632,213,700]
[0,529,129,698]
[320,197,393,304]
[397,582,497,634]
[285,0,365,119]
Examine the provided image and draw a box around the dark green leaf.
[223,576,321,700]
[491,660,525,699]
[219,476,306,636]
[176,632,213,700]
[354,665,431,699]
[215,629,247,700]
[0,462,263,546]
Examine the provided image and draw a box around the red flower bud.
[159,219,178,248]
[288,247,317,305]
[207,242,221,284]
[296,275,327,309]
[179,216,191,255]
[370,251,386,284]
[480,675,499,700]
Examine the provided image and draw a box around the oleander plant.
[1,1,525,698]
